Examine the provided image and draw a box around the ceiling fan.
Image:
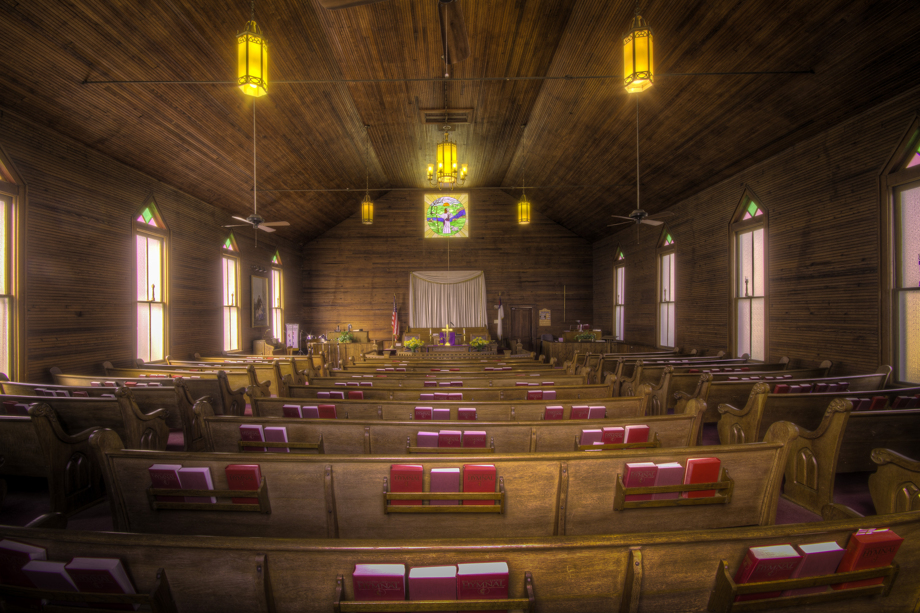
[316,0,471,65]
[608,96,673,242]
[223,101,290,247]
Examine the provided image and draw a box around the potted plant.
[337,331,354,343]
[470,337,490,352]
[404,338,425,353]
[574,331,597,342]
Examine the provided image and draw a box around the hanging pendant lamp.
[623,7,653,93]
[237,0,268,97]
[361,125,373,224]
[427,128,468,191]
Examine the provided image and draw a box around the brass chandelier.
[427,128,468,191]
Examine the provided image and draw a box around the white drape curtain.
[409,271,488,328]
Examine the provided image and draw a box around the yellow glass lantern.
[623,12,653,93]
[238,20,268,97]
[361,194,374,225]
[427,131,468,190]
[517,193,531,225]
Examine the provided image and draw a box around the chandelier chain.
[364,125,370,194]
[250,0,255,24]
[253,100,257,216]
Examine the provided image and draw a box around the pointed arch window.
[613,248,626,340]
[134,197,169,362]
[657,228,676,348]
[0,148,23,378]
[222,234,241,352]
[271,250,283,341]
[731,190,768,361]
[883,120,920,384]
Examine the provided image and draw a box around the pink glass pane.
[907,152,920,169]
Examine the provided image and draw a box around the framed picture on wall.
[251,275,269,327]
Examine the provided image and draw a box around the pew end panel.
[868,448,920,515]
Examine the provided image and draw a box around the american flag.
[391,296,399,338]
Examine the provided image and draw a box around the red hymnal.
[347,391,364,400]
[433,408,451,420]
[430,468,460,506]
[22,560,79,605]
[353,564,406,601]
[239,424,266,452]
[420,393,435,400]
[580,429,602,445]
[542,381,555,386]
[457,561,508,613]
[799,384,813,393]
[72,391,89,397]
[587,406,606,419]
[329,391,345,399]
[458,408,477,421]
[434,392,449,401]
[0,538,46,609]
[439,430,462,448]
[543,390,557,400]
[264,426,289,453]
[65,557,138,611]
[868,396,888,411]
[825,383,838,392]
[318,404,337,419]
[301,406,320,418]
[424,381,436,387]
[652,462,684,501]
[463,464,496,506]
[177,467,216,503]
[450,381,463,387]
[463,431,487,448]
[515,382,528,387]
[683,457,721,498]
[733,544,801,601]
[602,426,624,444]
[544,406,564,420]
[448,393,463,400]
[782,541,846,596]
[317,391,330,399]
[414,407,433,420]
[226,464,262,504]
[773,384,790,394]
[624,425,649,443]
[526,391,543,400]
[104,381,117,387]
[837,381,850,391]
[148,464,184,502]
[788,385,803,393]
[282,404,302,418]
[814,383,829,393]
[416,431,439,448]
[409,565,457,606]
[833,528,903,590]
[569,406,589,419]
[90,381,102,387]
[623,462,658,501]
[389,464,423,506]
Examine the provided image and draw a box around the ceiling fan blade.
[316,0,388,9]
[259,221,290,227]
[257,225,277,233]
[609,215,635,221]
[222,224,250,228]
[232,216,251,223]
[607,222,633,228]
[439,0,471,64]
[640,218,664,226]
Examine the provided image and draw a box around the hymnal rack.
[0,567,178,613]
[383,476,505,514]
[575,432,662,451]
[406,436,496,454]
[706,559,899,612]
[146,476,272,513]
[613,467,734,511]
[237,435,326,453]
[333,570,534,613]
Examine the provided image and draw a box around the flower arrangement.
[337,331,354,343]
[404,338,425,352]
[470,337,490,352]
[574,331,597,342]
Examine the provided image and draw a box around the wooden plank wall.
[593,84,920,376]
[301,190,593,343]
[0,112,302,382]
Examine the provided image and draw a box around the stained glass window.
[223,234,238,252]
[135,199,167,362]
[741,201,763,220]
[897,182,920,383]
[617,250,625,261]
[733,196,767,362]
[614,255,626,340]
[272,250,282,265]
[424,193,469,238]
[659,252,675,347]
[663,233,673,246]
[0,194,12,376]
[271,264,283,342]
[136,202,164,228]
[222,255,240,352]
[906,142,920,169]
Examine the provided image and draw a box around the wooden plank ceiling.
[1,0,918,243]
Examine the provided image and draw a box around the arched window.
[0,146,23,378]
[657,227,676,348]
[613,248,626,340]
[271,250,284,341]
[134,197,169,362]
[222,233,241,352]
[882,116,920,384]
[730,189,768,361]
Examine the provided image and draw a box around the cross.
[441,323,453,346]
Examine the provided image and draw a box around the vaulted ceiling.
[2,0,919,243]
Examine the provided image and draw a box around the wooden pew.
[104,362,274,400]
[298,373,587,390]
[716,386,920,514]
[590,350,721,387]
[618,357,792,399]
[868,448,920,515]
[283,381,613,402]
[90,421,797,539]
[250,393,651,421]
[598,352,737,395]
[49,368,245,416]
[196,398,707,454]
[3,509,919,613]
[674,360,838,422]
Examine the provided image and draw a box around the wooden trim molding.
[0,140,26,380]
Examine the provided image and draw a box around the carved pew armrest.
[821,502,863,521]
[717,402,750,417]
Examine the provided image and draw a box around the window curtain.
[409,271,488,328]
